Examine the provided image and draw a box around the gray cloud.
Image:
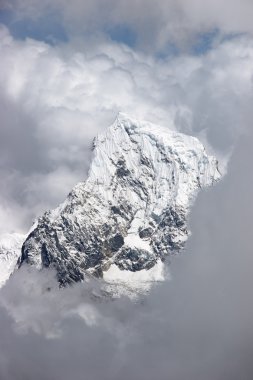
[1,128,253,380]
[0,25,252,233]
[4,0,253,52]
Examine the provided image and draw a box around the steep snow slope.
[21,113,221,287]
[0,233,26,287]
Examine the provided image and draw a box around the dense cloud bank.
[0,24,253,233]
[1,130,253,380]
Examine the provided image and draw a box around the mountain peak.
[115,111,143,124]
[19,115,221,294]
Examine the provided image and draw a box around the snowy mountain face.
[19,114,221,289]
[0,233,26,287]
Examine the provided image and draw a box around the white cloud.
[0,264,135,340]
[0,24,253,234]
[5,0,253,51]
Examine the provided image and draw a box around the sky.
[0,1,253,379]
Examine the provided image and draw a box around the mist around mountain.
[1,1,253,379]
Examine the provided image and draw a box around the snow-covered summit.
[20,114,221,290]
[89,112,220,207]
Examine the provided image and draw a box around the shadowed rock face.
[21,114,221,286]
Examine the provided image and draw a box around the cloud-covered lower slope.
[0,130,253,380]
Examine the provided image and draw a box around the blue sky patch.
[0,9,68,45]
[192,29,219,55]
[107,24,136,47]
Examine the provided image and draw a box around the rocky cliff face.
[20,114,221,287]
